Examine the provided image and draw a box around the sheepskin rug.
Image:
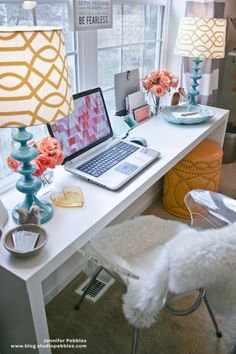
[91,215,236,329]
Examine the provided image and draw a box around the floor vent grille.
[75,270,115,302]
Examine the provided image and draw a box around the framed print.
[74,0,113,31]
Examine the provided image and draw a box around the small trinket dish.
[3,224,47,258]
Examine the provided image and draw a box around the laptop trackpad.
[115,162,138,175]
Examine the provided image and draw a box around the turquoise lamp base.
[12,196,53,225]
[187,58,203,106]
[11,127,53,224]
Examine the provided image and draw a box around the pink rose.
[33,154,50,176]
[7,156,22,172]
[159,75,171,89]
[143,79,153,90]
[160,69,171,77]
[148,70,160,84]
[36,137,61,156]
[48,156,57,169]
[143,70,161,90]
[151,84,166,97]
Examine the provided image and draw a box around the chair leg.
[74,266,103,310]
[131,328,140,354]
[203,293,222,338]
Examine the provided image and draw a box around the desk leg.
[208,117,227,147]
[0,267,51,354]
[27,278,51,354]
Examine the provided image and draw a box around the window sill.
[0,173,19,196]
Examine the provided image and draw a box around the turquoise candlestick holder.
[187,58,203,106]
[11,127,53,224]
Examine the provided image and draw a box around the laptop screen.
[47,88,113,163]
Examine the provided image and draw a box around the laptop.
[47,87,161,190]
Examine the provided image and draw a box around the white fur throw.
[91,215,236,329]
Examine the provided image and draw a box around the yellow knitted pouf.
[163,139,223,218]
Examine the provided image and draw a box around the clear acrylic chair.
[74,204,236,354]
[184,189,236,229]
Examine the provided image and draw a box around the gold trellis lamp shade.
[175,17,227,105]
[0,26,74,223]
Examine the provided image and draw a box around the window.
[97,1,166,112]
[0,0,168,189]
[0,0,78,185]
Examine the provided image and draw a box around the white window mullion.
[159,0,170,69]
[72,36,79,93]
[78,30,98,91]
[155,5,163,69]
[121,4,124,72]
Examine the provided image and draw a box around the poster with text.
[74,0,112,31]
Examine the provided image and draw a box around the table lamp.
[175,17,227,105]
[0,26,74,223]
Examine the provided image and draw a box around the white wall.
[219,1,236,121]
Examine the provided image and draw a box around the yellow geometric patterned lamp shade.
[175,17,227,59]
[0,26,74,127]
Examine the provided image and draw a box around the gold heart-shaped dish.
[50,186,84,208]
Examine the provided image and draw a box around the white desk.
[0,107,228,353]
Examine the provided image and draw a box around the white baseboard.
[42,180,163,304]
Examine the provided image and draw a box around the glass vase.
[151,95,160,116]
[37,168,54,197]
[40,168,54,186]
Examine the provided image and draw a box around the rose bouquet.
[143,69,179,97]
[7,136,64,177]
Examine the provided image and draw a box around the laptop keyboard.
[76,141,139,177]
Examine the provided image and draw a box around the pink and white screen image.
[50,91,111,158]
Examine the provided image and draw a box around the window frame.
[97,2,166,102]
[77,0,170,92]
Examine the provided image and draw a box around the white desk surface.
[0,107,229,284]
